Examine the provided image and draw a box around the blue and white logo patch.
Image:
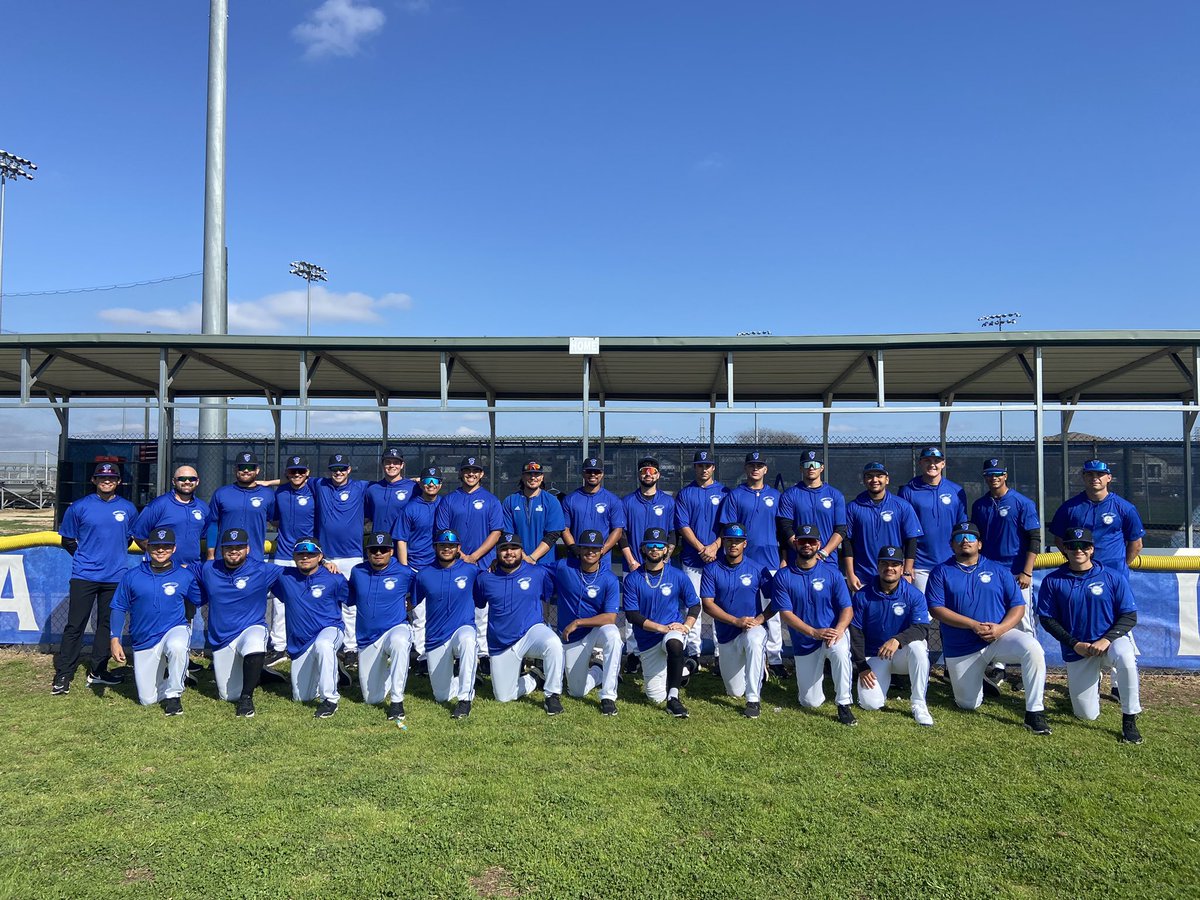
[454,576,468,590]
[892,602,906,617]
[595,503,607,514]
[940,494,952,505]
[396,489,408,501]
[979,572,992,584]
[764,496,774,508]
[1090,583,1105,596]
[586,585,599,599]
[1102,514,1114,525]
[661,584,673,597]
[163,582,178,596]
[384,578,397,591]
[518,577,532,591]
[710,495,721,506]
[473,499,484,510]
[822,498,833,509]
[998,507,1009,517]
[311,585,325,598]
[812,578,825,592]
[340,492,350,502]
[113,510,127,522]
[298,496,309,506]
[251,497,262,507]
[740,574,753,587]
[653,505,665,516]
[881,510,894,522]
[192,509,203,520]
[234,577,248,590]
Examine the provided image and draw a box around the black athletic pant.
[54,579,117,679]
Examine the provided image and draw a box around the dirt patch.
[469,866,521,898]
[122,867,154,884]
[0,509,55,537]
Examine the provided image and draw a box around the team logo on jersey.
[454,576,468,590]
[192,509,203,520]
[1102,514,1114,525]
[812,578,825,592]
[661,584,673,597]
[1090,583,1105,596]
[235,577,248,590]
[740,574,753,587]
[473,499,485,510]
[311,585,325,598]
[979,572,992,584]
[940,494,952,505]
[251,497,262,508]
[396,489,408,501]
[710,495,721,506]
[998,507,1009,517]
[595,503,607,513]
[653,505,665,517]
[534,505,543,512]
[113,510,127,522]
[339,492,350,502]
[892,602,906,617]
[881,510,894,522]
[822,498,833,509]
[297,496,309,506]
[764,497,775,508]
[586,585,599,599]
[518,577,532,591]
[383,578,398,590]
[163,582,179,596]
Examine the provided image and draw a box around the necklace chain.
[642,567,665,589]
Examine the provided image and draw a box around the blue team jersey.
[899,477,968,570]
[434,487,506,567]
[206,484,276,562]
[622,489,677,565]
[131,493,210,568]
[1050,492,1145,575]
[60,493,138,582]
[397,495,442,571]
[474,562,553,656]
[674,481,729,568]
[622,565,699,653]
[1036,560,1137,663]
[561,487,627,549]
[554,558,620,645]
[851,580,931,657]
[925,557,1022,658]
[273,481,318,559]
[844,491,924,581]
[777,482,848,566]
[699,557,769,645]
[365,477,419,534]
[502,489,566,567]
[196,558,284,650]
[971,488,1042,573]
[269,566,348,659]
[414,560,481,651]
[347,559,414,647]
[768,562,852,657]
[312,477,370,559]
[718,483,783,573]
[110,561,200,651]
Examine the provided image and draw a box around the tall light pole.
[0,150,38,335]
[737,330,772,443]
[199,0,229,442]
[979,312,1022,443]
[290,260,327,436]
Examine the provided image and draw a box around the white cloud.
[692,153,725,174]
[97,286,413,334]
[293,0,386,59]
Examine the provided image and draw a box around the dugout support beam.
[1034,346,1046,549]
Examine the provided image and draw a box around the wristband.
[816,549,829,561]
[1022,572,1033,577]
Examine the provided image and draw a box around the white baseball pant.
[761,569,784,665]
[717,624,766,703]
[328,556,361,651]
[358,623,413,705]
[945,629,1046,712]
[1066,635,1141,719]
[639,632,686,703]
[563,623,622,701]
[290,626,344,703]
[212,624,267,701]
[427,624,478,703]
[793,631,853,708]
[132,624,190,706]
[682,563,718,658]
[475,604,489,659]
[490,623,564,701]
[269,558,295,651]
[855,640,930,713]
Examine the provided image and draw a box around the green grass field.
[2,650,1198,899]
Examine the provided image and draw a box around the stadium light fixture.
[736,331,773,442]
[978,312,1021,332]
[0,150,39,335]
[289,260,328,437]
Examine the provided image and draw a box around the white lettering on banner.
[0,555,37,631]
[1177,574,1200,655]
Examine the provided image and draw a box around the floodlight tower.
[979,312,1021,332]
[737,330,773,443]
[199,0,229,440]
[0,150,38,335]
[290,260,328,436]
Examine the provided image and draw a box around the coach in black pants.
[52,462,139,694]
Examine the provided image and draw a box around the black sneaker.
[341,651,358,670]
[51,675,70,695]
[235,696,255,718]
[478,657,491,676]
[544,693,563,716]
[1120,713,1143,744]
[528,665,546,693]
[743,701,761,719]
[163,697,184,717]
[983,672,1004,697]
[623,654,640,675]
[183,671,199,688]
[451,699,472,719]
[87,668,124,686]
[386,701,406,721]
[769,663,791,681]
[264,649,287,668]
[415,658,429,678]
[666,697,689,718]
[314,699,338,719]
[680,657,698,688]
[1110,683,1122,702]
[187,658,202,674]
[836,704,858,727]
[1024,710,1052,735]
[710,659,721,678]
[600,698,618,717]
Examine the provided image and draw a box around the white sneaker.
[912,702,934,727]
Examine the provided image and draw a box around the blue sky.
[1,1,1197,447]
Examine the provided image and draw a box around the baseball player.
[559,457,626,558]
[473,533,565,714]
[396,466,444,668]
[269,537,348,718]
[413,530,481,718]
[131,464,209,568]
[718,450,787,678]
[620,456,677,572]
[849,545,934,726]
[365,447,419,535]
[1037,527,1143,743]
[108,527,200,715]
[777,449,848,569]
[195,528,284,717]
[312,452,371,663]
[266,455,318,665]
[434,456,505,666]
[675,449,729,663]
[52,461,138,694]
[348,532,414,721]
[925,522,1050,735]
[842,462,923,593]
[502,460,566,569]
[768,522,857,726]
[622,526,701,718]
[970,457,1042,629]
[899,447,968,591]
[554,528,622,716]
[699,523,770,718]
[206,451,276,562]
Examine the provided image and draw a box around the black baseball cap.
[951,522,981,540]
[641,527,669,546]
[1064,527,1094,547]
[365,531,393,550]
[982,458,1007,476]
[219,528,250,547]
[745,450,765,464]
[420,466,441,481]
[576,529,605,548]
[328,453,351,469]
[497,532,523,549]
[523,460,545,474]
[582,457,604,472]
[637,456,660,471]
[381,448,405,461]
[801,449,823,466]
[794,523,821,542]
[146,527,176,546]
[877,545,904,564]
[863,461,888,476]
[235,451,259,467]
[93,462,121,477]
[693,450,715,464]
[459,456,484,471]
[285,455,308,471]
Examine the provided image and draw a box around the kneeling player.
[927,522,1049,735]
[475,533,565,714]
[623,527,700,718]
[414,530,481,718]
[850,546,934,726]
[554,529,622,715]
[109,527,200,716]
[1037,527,1143,744]
[349,532,414,721]
[700,523,769,718]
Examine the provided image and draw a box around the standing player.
[777,449,847,569]
[270,537,348,718]
[899,447,968,590]
[971,458,1042,628]
[196,528,283,717]
[554,529,622,716]
[348,532,414,721]
[502,460,566,569]
[132,465,209,568]
[474,533,565,714]
[769,523,857,726]
[700,523,770,718]
[414,530,482,718]
[926,522,1050,735]
[622,527,701,718]
[206,451,276,561]
[620,456,677,573]
[396,466,444,669]
[1037,527,1143,743]
[267,455,318,666]
[108,527,200,715]
[842,462,923,593]
[365,447,419,535]
[559,457,626,558]
[52,462,138,694]
[675,450,729,663]
[1050,459,1144,576]
[719,450,787,678]
[849,546,934,726]
[312,452,371,663]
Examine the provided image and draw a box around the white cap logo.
[163,582,178,596]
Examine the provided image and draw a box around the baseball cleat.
[666,697,689,718]
[769,663,791,681]
[742,701,761,719]
[528,665,546,693]
[600,699,618,717]
[235,696,255,718]
[451,700,472,719]
[836,704,858,727]
[386,701,405,721]
[51,676,70,695]
[544,693,564,716]
[187,658,202,674]
[162,697,184,717]
[623,654,640,675]
[183,672,199,688]
[1110,683,1122,702]
[710,659,721,678]
[911,702,934,727]
[1023,710,1052,735]
[87,668,124,686]
[314,699,338,719]
[264,649,287,669]
[1119,713,1143,745]
[477,657,491,677]
[680,657,698,688]
[341,651,358,670]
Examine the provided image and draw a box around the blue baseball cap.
[1082,459,1111,474]
[720,523,748,539]
[434,529,461,545]
[863,461,888,475]
[982,458,1007,476]
[219,528,250,547]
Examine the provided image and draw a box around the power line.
[4,270,202,298]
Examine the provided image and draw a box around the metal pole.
[581,356,591,459]
[1189,346,1200,548]
[599,392,607,461]
[1034,346,1046,550]
[0,176,6,335]
[199,0,229,441]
